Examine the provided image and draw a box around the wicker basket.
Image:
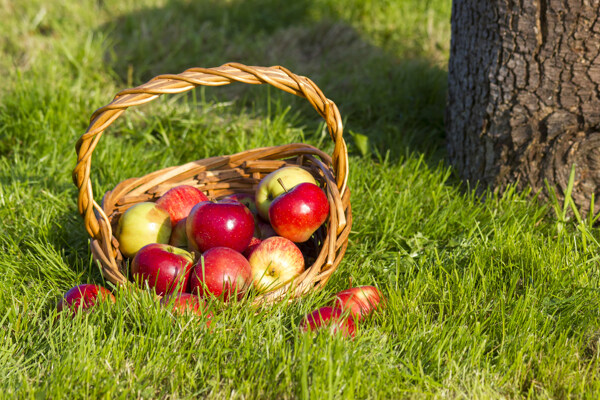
[72,63,352,304]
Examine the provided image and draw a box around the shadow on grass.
[99,0,448,163]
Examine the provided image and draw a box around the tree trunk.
[446,0,600,216]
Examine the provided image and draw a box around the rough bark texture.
[447,0,600,215]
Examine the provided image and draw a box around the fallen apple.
[156,185,209,227]
[248,236,304,292]
[116,202,171,258]
[189,247,252,301]
[57,284,115,315]
[332,285,383,321]
[299,306,356,338]
[131,243,194,296]
[186,199,254,253]
[269,182,329,243]
[160,293,213,327]
[255,166,317,220]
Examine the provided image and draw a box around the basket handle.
[73,63,348,241]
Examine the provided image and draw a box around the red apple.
[186,200,255,253]
[169,218,188,248]
[116,202,172,258]
[268,182,329,243]
[248,236,304,292]
[57,284,115,315]
[224,193,258,215]
[189,247,252,301]
[131,243,194,296]
[299,307,356,338]
[242,236,262,259]
[156,185,209,227]
[160,293,213,327]
[332,285,383,321]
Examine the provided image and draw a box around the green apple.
[116,202,172,258]
[255,166,317,220]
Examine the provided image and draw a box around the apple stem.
[277,178,289,193]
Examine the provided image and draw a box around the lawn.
[2,0,600,398]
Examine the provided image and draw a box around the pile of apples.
[58,166,383,336]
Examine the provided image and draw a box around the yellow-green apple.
[131,243,194,296]
[186,200,254,253]
[332,285,383,321]
[57,284,115,315]
[248,236,304,292]
[189,247,252,301]
[269,182,329,243]
[299,306,356,338]
[160,293,213,327]
[169,218,188,248]
[255,166,317,220]
[116,202,171,258]
[156,185,209,227]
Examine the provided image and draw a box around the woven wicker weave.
[72,63,352,304]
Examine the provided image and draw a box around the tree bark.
[446,0,600,215]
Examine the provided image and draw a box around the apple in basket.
[57,284,115,315]
[186,199,255,253]
[247,236,304,293]
[156,185,209,227]
[332,285,384,321]
[224,193,258,216]
[299,306,356,338]
[255,166,317,221]
[169,218,188,248]
[189,247,252,301]
[269,182,329,243]
[116,202,172,258]
[131,243,194,296]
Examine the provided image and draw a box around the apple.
[189,247,252,301]
[256,219,276,239]
[224,193,257,215]
[186,200,254,253]
[269,182,329,243]
[57,284,115,315]
[156,185,209,227]
[131,243,194,296]
[242,236,262,259]
[169,218,188,248]
[299,307,356,338]
[332,285,383,321]
[160,293,213,326]
[116,202,171,258]
[255,166,317,220]
[248,236,304,292]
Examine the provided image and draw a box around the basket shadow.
[98,0,448,164]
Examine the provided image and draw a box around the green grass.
[2,0,600,398]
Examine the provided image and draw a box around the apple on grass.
[131,243,194,296]
[186,199,254,254]
[57,284,115,315]
[332,285,383,321]
[156,185,209,227]
[160,293,213,327]
[255,166,317,221]
[248,236,304,293]
[189,247,252,301]
[299,307,356,338]
[269,182,329,243]
[116,202,171,258]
